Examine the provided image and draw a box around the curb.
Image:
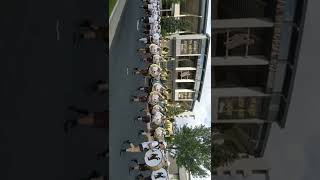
[109,0,128,48]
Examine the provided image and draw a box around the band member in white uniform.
[138,43,161,56]
[120,140,166,153]
[133,63,162,77]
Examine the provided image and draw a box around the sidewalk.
[109,0,128,48]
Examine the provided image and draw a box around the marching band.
[120,1,170,179]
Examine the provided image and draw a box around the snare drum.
[149,160,165,171]
[151,168,169,180]
[145,149,164,171]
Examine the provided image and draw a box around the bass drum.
[148,160,165,171]
[151,168,169,180]
[145,149,164,171]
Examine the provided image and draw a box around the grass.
[109,0,118,16]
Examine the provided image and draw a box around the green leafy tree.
[168,125,211,178]
[212,125,252,169]
[166,104,186,118]
[212,143,239,170]
[160,16,191,36]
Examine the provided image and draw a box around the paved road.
[109,0,152,179]
[0,0,108,179]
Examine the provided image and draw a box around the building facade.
[212,0,307,178]
[168,33,210,110]
[163,0,210,110]
[213,157,270,180]
[161,0,209,34]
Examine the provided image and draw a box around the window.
[217,97,269,119]
[177,82,194,89]
[213,66,269,88]
[214,124,263,155]
[236,170,245,176]
[177,56,198,67]
[180,39,201,54]
[213,28,273,58]
[214,0,273,19]
[178,92,194,100]
[177,70,196,80]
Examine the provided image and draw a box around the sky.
[191,0,212,129]
[214,0,320,180]
[190,0,211,179]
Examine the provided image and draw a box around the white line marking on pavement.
[56,20,60,40]
[126,67,129,75]
[137,20,140,31]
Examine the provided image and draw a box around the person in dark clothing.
[64,106,108,133]
[135,174,152,180]
[133,68,149,76]
[137,86,152,93]
[129,159,153,173]
[136,115,151,123]
[132,95,148,102]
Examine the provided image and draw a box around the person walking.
[120,140,166,154]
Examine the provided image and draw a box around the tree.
[212,125,253,169]
[168,125,211,178]
[166,104,186,118]
[160,16,191,36]
[212,143,239,170]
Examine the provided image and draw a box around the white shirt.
[153,75,161,81]
[149,9,157,16]
[152,104,164,114]
[152,82,163,92]
[152,54,162,64]
[141,141,160,150]
[147,3,157,10]
[151,21,159,28]
[148,0,157,3]
[148,16,157,24]
[154,127,166,139]
[148,65,161,77]
[153,33,160,40]
[152,111,164,125]
[149,27,159,35]
[149,44,160,55]
[152,39,160,45]
[148,93,160,105]
[152,14,159,21]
